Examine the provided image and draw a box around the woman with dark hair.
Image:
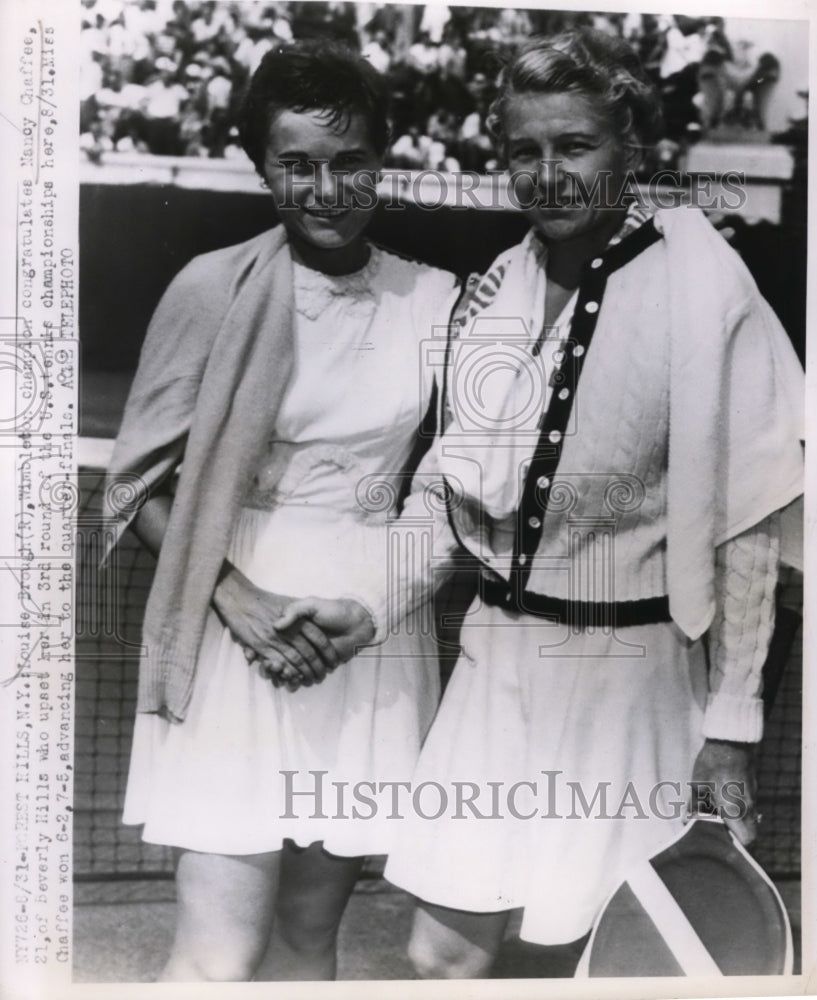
[282,27,804,978]
[107,41,458,981]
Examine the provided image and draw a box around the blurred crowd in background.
[80,0,804,170]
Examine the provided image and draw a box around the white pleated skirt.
[384,601,708,945]
[123,505,440,858]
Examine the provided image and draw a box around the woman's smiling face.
[503,89,636,245]
[262,108,382,259]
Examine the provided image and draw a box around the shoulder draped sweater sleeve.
[106,226,295,721]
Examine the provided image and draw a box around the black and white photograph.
[0,0,812,996]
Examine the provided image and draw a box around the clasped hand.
[212,565,374,690]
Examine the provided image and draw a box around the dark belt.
[480,575,671,628]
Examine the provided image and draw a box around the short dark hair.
[238,40,390,175]
[488,28,663,156]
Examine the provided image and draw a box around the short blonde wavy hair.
[487,28,663,160]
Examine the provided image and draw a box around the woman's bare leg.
[160,849,281,982]
[408,901,511,979]
[253,841,364,981]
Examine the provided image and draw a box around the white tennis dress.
[123,247,458,857]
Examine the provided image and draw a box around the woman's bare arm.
[130,494,172,558]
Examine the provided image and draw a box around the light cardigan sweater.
[440,206,803,635]
[365,207,804,741]
[107,227,294,721]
